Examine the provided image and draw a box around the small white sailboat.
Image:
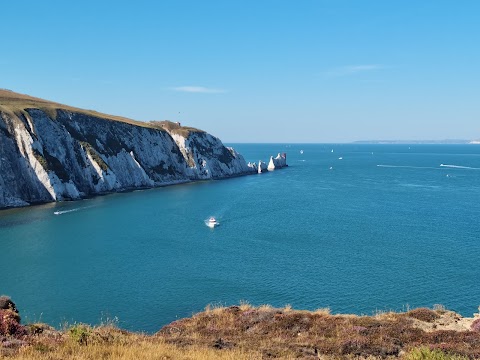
[331,149,334,153]
[300,150,304,154]
[338,157,343,160]
[206,217,219,228]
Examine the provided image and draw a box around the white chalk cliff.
[0,90,259,209]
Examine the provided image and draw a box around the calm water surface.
[1,144,479,333]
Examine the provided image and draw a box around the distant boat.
[329,166,333,170]
[331,149,334,153]
[300,150,304,154]
[338,157,343,160]
[206,217,219,228]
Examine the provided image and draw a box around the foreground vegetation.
[1,296,480,359]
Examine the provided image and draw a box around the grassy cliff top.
[0,89,198,135]
[0,89,155,128]
[149,120,204,137]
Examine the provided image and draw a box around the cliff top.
[0,89,201,136]
[0,89,157,128]
[1,301,480,359]
[149,120,204,137]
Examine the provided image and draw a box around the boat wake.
[53,206,92,215]
[440,164,480,170]
[399,183,441,189]
[54,209,79,215]
[377,165,439,170]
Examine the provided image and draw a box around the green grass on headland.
[0,90,202,136]
[0,89,155,128]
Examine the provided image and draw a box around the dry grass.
[1,320,262,359]
[0,89,157,129]
[8,335,262,360]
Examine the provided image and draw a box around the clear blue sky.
[1,0,479,142]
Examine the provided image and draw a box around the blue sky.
[1,0,479,142]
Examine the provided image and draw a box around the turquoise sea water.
[1,144,479,333]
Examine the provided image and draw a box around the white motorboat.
[206,217,219,228]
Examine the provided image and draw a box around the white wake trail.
[54,206,94,215]
[376,165,439,170]
[440,164,480,170]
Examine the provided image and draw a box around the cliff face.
[0,97,253,209]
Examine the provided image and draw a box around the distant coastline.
[353,139,479,144]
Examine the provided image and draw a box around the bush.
[471,318,480,332]
[407,308,440,322]
[0,296,18,313]
[68,324,91,345]
[0,309,26,337]
[405,347,468,360]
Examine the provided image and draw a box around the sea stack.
[267,153,288,171]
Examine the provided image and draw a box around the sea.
[1,144,479,333]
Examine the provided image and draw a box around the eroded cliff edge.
[0,90,254,209]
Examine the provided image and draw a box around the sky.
[1,0,479,142]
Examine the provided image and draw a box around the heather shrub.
[0,309,26,337]
[0,296,18,313]
[407,308,440,322]
[471,318,480,332]
[340,336,368,355]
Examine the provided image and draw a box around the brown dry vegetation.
[158,304,480,359]
[2,300,480,360]
[406,308,441,323]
